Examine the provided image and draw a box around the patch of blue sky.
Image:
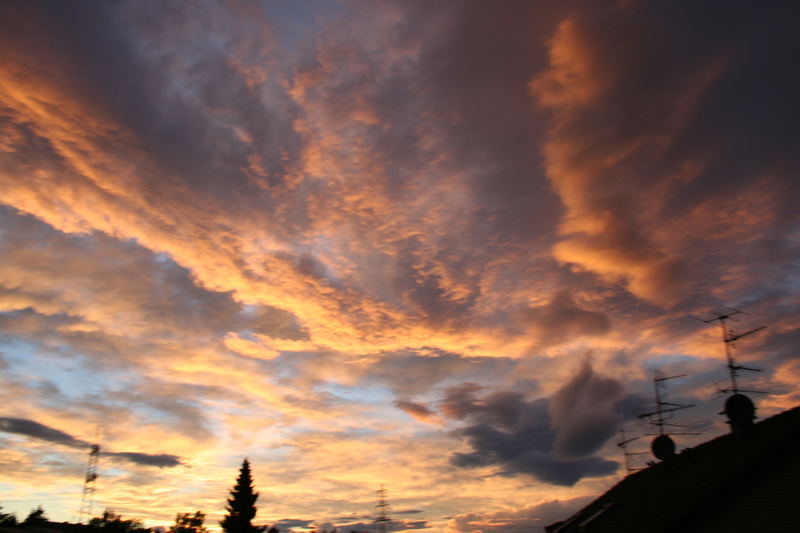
[40,451,82,470]
[99,466,127,478]
[0,434,28,448]
[315,381,392,406]
[0,339,104,401]
[235,329,259,342]
[643,353,704,372]
[279,422,381,442]
[268,351,326,380]
[642,353,730,402]
[779,257,800,293]
[2,487,78,519]
[261,0,339,51]
[310,382,423,431]
[122,401,201,432]
[151,251,176,265]
[240,304,261,317]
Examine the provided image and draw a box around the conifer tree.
[220,459,261,533]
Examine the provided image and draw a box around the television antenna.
[616,428,646,473]
[692,307,766,432]
[638,374,698,460]
[691,307,766,394]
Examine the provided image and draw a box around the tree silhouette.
[87,509,149,533]
[0,505,18,526]
[220,459,262,533]
[170,511,207,533]
[23,506,48,526]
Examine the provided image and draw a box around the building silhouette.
[547,403,800,532]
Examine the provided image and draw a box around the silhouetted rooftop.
[0,522,95,533]
[547,403,800,533]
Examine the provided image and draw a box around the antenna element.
[638,374,697,460]
[695,308,766,394]
[616,429,646,473]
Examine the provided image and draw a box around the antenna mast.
[639,374,695,435]
[693,307,766,432]
[374,485,391,533]
[78,443,100,523]
[694,308,766,393]
[638,374,697,460]
[616,429,646,473]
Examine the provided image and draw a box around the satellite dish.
[651,435,675,461]
[724,393,756,432]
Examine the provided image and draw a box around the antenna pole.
[718,315,738,392]
[78,443,100,524]
[638,374,698,460]
[699,309,766,393]
[638,373,698,462]
[375,485,391,533]
[654,378,665,435]
[638,375,694,434]
[616,429,645,473]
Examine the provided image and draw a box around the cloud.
[549,357,639,459]
[530,1,800,307]
[442,373,623,485]
[442,359,647,485]
[0,417,89,448]
[0,417,183,468]
[0,0,566,360]
[102,451,183,468]
[0,208,304,344]
[514,290,610,346]
[312,519,428,532]
[393,399,439,424]
[272,519,314,531]
[0,0,798,528]
[364,349,517,397]
[447,496,593,533]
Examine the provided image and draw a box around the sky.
[1,0,799,531]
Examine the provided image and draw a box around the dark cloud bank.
[440,360,644,486]
[0,417,183,468]
[535,0,800,306]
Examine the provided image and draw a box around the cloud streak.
[0,417,182,468]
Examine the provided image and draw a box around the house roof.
[547,402,800,533]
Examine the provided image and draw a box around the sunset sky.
[1,1,799,531]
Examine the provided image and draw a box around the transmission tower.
[374,485,391,533]
[78,443,100,523]
[692,308,766,394]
